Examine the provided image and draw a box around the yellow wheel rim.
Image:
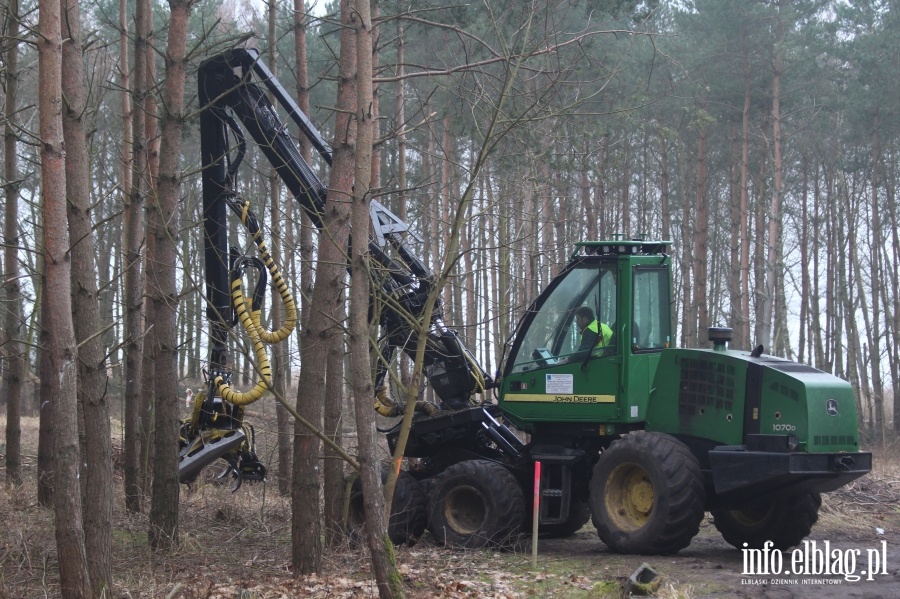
[605,462,654,531]
[729,502,774,528]
[443,485,486,535]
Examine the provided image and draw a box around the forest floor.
[2,414,900,598]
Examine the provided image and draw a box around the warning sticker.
[545,373,573,394]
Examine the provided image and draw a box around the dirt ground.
[2,414,899,598]
[383,475,900,599]
[527,493,900,599]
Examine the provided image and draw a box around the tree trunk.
[867,108,884,442]
[323,303,346,546]
[3,0,24,486]
[479,205,491,374]
[424,117,437,406]
[493,175,509,369]
[658,134,670,243]
[39,0,92,592]
[116,0,133,370]
[799,156,809,363]
[827,169,842,375]
[810,166,826,369]
[553,145,568,276]
[148,0,192,550]
[538,143,553,287]
[728,132,741,343]
[61,0,114,590]
[773,244,791,358]
[124,0,150,513]
[693,124,709,341]
[140,15,160,495]
[395,21,406,215]
[596,135,608,237]
[752,127,767,347]
[441,118,454,312]
[37,269,54,506]
[293,0,344,546]
[292,185,328,558]
[97,199,119,367]
[885,170,900,435]
[738,25,752,351]
[581,151,596,241]
[350,1,402,595]
[393,17,414,405]
[140,227,156,489]
[292,0,357,573]
[761,8,785,350]
[677,140,692,346]
[262,0,292,499]
[369,0,380,187]
[523,178,538,305]
[620,137,631,237]
[462,207,476,351]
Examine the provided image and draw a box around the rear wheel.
[590,431,705,555]
[428,460,525,548]
[347,468,427,545]
[712,492,821,550]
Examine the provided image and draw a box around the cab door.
[500,263,620,427]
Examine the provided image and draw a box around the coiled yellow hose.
[236,199,297,343]
[212,276,273,405]
[212,198,296,406]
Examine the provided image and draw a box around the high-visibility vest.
[587,320,613,353]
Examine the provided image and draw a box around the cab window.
[510,265,616,373]
[632,267,671,351]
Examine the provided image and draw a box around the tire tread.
[590,431,705,555]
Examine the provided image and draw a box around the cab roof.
[573,239,672,258]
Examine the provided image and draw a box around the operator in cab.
[563,306,613,365]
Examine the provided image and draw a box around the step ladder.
[532,454,579,525]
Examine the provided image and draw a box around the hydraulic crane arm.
[195,48,490,428]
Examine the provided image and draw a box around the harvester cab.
[499,238,672,434]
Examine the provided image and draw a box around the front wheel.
[712,492,821,550]
[590,431,705,555]
[428,460,525,548]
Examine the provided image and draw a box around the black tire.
[418,476,436,506]
[347,468,427,546]
[712,492,821,550]
[536,499,592,538]
[590,431,705,555]
[427,460,525,548]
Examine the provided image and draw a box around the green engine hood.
[646,348,860,453]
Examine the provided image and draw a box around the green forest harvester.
[180,49,871,554]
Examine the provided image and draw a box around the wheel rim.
[443,485,487,535]
[729,502,774,529]
[605,462,654,531]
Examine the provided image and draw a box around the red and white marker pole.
[532,460,541,568]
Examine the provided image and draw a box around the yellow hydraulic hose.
[374,385,438,417]
[236,198,297,344]
[462,349,487,404]
[212,275,273,406]
[374,385,401,417]
[211,197,298,406]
